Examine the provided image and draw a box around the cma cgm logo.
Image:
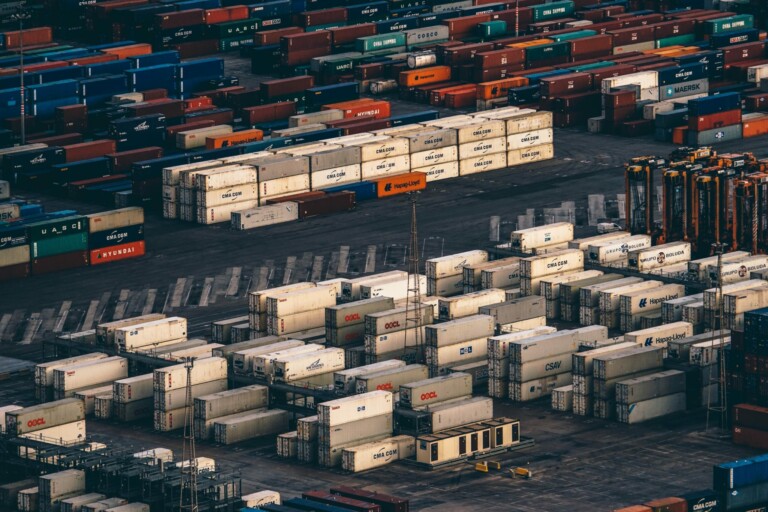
[373,448,398,461]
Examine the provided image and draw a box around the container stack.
[194,165,259,225]
[585,234,651,267]
[193,385,269,440]
[487,326,557,399]
[618,283,687,332]
[231,339,306,376]
[511,222,575,255]
[59,492,107,512]
[17,488,38,512]
[35,353,109,402]
[687,93,743,146]
[424,315,494,377]
[733,404,768,450]
[480,259,522,293]
[52,356,128,400]
[342,271,406,301]
[297,416,319,464]
[333,360,406,394]
[272,347,345,385]
[316,390,394,467]
[714,455,768,511]
[437,289,506,321]
[363,304,434,364]
[38,470,86,512]
[627,241,692,274]
[6,399,86,453]
[571,341,636,416]
[86,207,145,266]
[540,270,603,321]
[27,215,89,275]
[399,373,473,412]
[325,296,394,348]
[462,256,520,294]
[479,296,548,333]
[248,282,316,334]
[253,343,325,380]
[705,280,768,332]
[354,364,429,395]
[520,248,584,296]
[277,432,298,459]
[425,250,488,297]
[598,280,663,330]
[477,109,555,168]
[214,409,291,445]
[113,316,188,352]
[623,322,695,354]
[615,370,687,424]
[94,395,113,420]
[591,346,664,419]
[424,116,506,177]
[341,435,416,473]
[113,373,154,422]
[153,357,228,432]
[266,285,336,336]
[710,255,768,287]
[509,326,608,402]
[579,276,643,327]
[558,274,620,323]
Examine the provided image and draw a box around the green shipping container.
[532,0,575,22]
[356,33,407,53]
[219,35,255,51]
[479,20,506,39]
[703,14,753,35]
[550,29,597,42]
[323,58,356,75]
[31,232,88,259]
[655,34,696,48]
[212,19,260,38]
[26,216,88,241]
[525,41,570,63]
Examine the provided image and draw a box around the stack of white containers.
[474,108,554,167]
[426,116,507,177]
[339,135,410,181]
[60,492,107,512]
[75,385,112,416]
[248,282,316,334]
[38,469,86,512]
[618,283,686,332]
[6,399,86,457]
[705,280,768,332]
[591,346,664,419]
[401,127,458,182]
[586,234,651,266]
[297,415,319,463]
[113,317,188,352]
[52,356,128,400]
[487,326,557,398]
[193,385,269,440]
[333,360,407,394]
[399,373,473,411]
[354,364,430,394]
[231,339,305,376]
[602,70,659,104]
[508,326,608,401]
[540,270,603,320]
[598,280,663,330]
[579,276,643,326]
[252,343,325,379]
[437,289,506,321]
[724,287,768,330]
[162,160,223,219]
[272,346,345,384]
[426,250,488,297]
[193,165,259,224]
[153,357,228,432]
[96,314,166,346]
[615,369,687,424]
[35,353,108,402]
[94,395,113,419]
[302,144,361,190]
[316,390,394,467]
[341,271,405,301]
[519,249,584,296]
[325,296,395,348]
[250,154,311,205]
[511,222,574,255]
[480,258,522,292]
[424,315,494,377]
[277,431,298,458]
[363,304,435,364]
[83,498,130,511]
[571,341,636,416]
[265,285,336,336]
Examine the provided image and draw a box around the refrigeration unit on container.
[334,360,407,394]
[193,385,269,420]
[437,289,506,321]
[425,315,495,348]
[35,353,109,387]
[364,304,435,336]
[231,341,306,375]
[272,347,345,382]
[253,344,325,377]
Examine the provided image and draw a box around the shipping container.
[587,235,652,264]
[53,356,128,393]
[214,409,291,445]
[425,315,495,348]
[153,357,227,392]
[114,317,187,351]
[273,347,345,382]
[399,373,472,409]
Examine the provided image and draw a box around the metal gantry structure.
[404,193,424,363]
[706,243,730,436]
[180,357,199,512]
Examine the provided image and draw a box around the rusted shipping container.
[64,140,116,163]
[296,192,355,219]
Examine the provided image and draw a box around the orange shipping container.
[90,241,146,266]
[507,38,553,49]
[374,171,427,198]
[399,66,452,87]
[185,96,213,112]
[4,27,52,49]
[205,129,264,149]
[672,126,687,145]
[227,5,249,20]
[476,76,529,99]
[430,84,475,106]
[323,100,390,120]
[743,115,768,138]
[204,7,230,24]
[102,43,153,59]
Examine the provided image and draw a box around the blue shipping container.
[85,59,132,77]
[189,145,244,161]
[176,0,220,9]
[126,64,177,92]
[389,110,439,125]
[51,158,111,184]
[89,223,144,250]
[322,181,376,201]
[27,80,79,102]
[3,147,66,176]
[20,204,45,217]
[131,154,192,180]
[128,50,180,69]
[0,225,28,250]
[36,66,86,84]
[306,82,360,111]
[657,63,708,86]
[709,29,759,48]
[347,2,389,22]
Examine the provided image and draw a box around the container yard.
[4,0,768,511]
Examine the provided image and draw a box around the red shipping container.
[473,64,526,82]
[355,63,385,80]
[654,19,696,39]
[194,86,245,106]
[689,109,742,131]
[722,41,765,64]
[329,24,376,47]
[744,116,768,137]
[127,99,185,118]
[29,133,84,146]
[107,147,164,172]
[430,85,476,106]
[620,13,664,28]
[257,27,303,46]
[184,96,214,112]
[603,89,637,109]
[296,192,355,219]
[608,25,655,46]
[734,425,768,450]
[325,115,375,128]
[156,9,205,29]
[32,250,89,275]
[90,241,146,266]
[444,14,492,37]
[578,9,605,22]
[203,7,230,24]
[66,54,119,66]
[267,191,326,205]
[444,42,495,65]
[734,404,768,429]
[282,47,331,66]
[4,116,36,135]
[227,5,248,20]
[340,118,390,135]
[261,76,314,99]
[341,100,391,120]
[167,120,216,138]
[64,140,116,162]
[141,89,169,101]
[281,31,332,51]
[642,498,687,512]
[299,7,347,27]
[570,34,613,57]
[4,27,52,49]
[243,102,297,125]
[175,40,219,59]
[0,263,29,282]
[540,72,593,97]
[445,89,476,109]
[490,8,533,30]
[102,43,152,59]
[591,64,637,84]
[185,109,233,125]
[474,47,525,68]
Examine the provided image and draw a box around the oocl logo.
[345,313,360,322]
[376,383,393,391]
[384,321,400,329]
[420,391,437,401]
[27,418,46,427]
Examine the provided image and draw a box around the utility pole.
[12,5,31,146]
[705,242,729,438]
[404,194,424,363]
[515,0,519,38]
[180,357,198,512]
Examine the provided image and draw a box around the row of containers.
[0,206,145,281]
[159,108,554,226]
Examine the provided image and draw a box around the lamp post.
[515,0,519,38]
[12,6,31,146]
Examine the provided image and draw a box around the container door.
[495,426,504,447]
[512,422,520,443]
[470,433,478,452]
[482,430,490,450]
[430,442,438,462]
[458,435,467,455]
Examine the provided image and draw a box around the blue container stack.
[79,75,130,105]
[27,80,79,119]
[109,114,167,151]
[126,64,177,92]
[714,455,768,510]
[176,58,225,99]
